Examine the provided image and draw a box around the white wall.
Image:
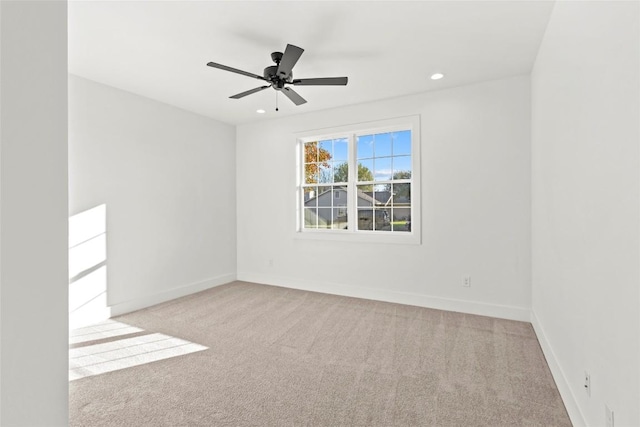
[531,2,640,426]
[237,76,532,321]
[69,75,236,318]
[0,1,69,425]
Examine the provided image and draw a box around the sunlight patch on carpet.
[70,319,144,345]
[69,330,208,381]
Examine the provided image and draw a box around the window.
[297,116,420,243]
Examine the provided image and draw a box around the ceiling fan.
[206,44,348,108]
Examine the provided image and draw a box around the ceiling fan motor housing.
[263,65,277,80]
[264,65,292,89]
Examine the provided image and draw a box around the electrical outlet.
[463,276,471,287]
[605,405,614,427]
[584,371,591,396]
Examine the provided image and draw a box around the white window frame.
[295,115,421,245]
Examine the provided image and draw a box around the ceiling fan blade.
[282,87,307,106]
[292,77,348,86]
[207,61,266,81]
[276,44,304,78]
[229,85,270,99]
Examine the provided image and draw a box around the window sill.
[293,229,421,245]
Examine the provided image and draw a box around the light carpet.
[70,281,571,426]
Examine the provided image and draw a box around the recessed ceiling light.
[256,109,266,114]
[430,73,444,80]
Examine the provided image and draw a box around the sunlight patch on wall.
[69,204,110,329]
[69,203,106,248]
[69,233,106,279]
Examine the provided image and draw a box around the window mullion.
[348,133,356,232]
[299,141,304,230]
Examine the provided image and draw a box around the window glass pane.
[357,160,374,182]
[393,156,412,179]
[303,187,318,207]
[374,157,392,181]
[304,208,318,228]
[333,185,347,207]
[356,185,374,206]
[357,208,374,230]
[333,161,348,183]
[357,134,373,159]
[318,162,332,183]
[371,208,391,231]
[374,133,392,157]
[391,210,411,232]
[333,138,348,161]
[304,141,318,163]
[319,139,333,159]
[304,163,319,184]
[392,183,411,204]
[391,183,410,232]
[315,186,331,207]
[393,130,411,155]
[317,208,332,229]
[332,208,348,229]
[375,187,393,206]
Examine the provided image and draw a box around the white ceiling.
[69,1,555,125]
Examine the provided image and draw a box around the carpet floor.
[69,281,572,426]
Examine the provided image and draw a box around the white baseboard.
[530,310,586,427]
[110,273,236,317]
[237,272,531,322]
